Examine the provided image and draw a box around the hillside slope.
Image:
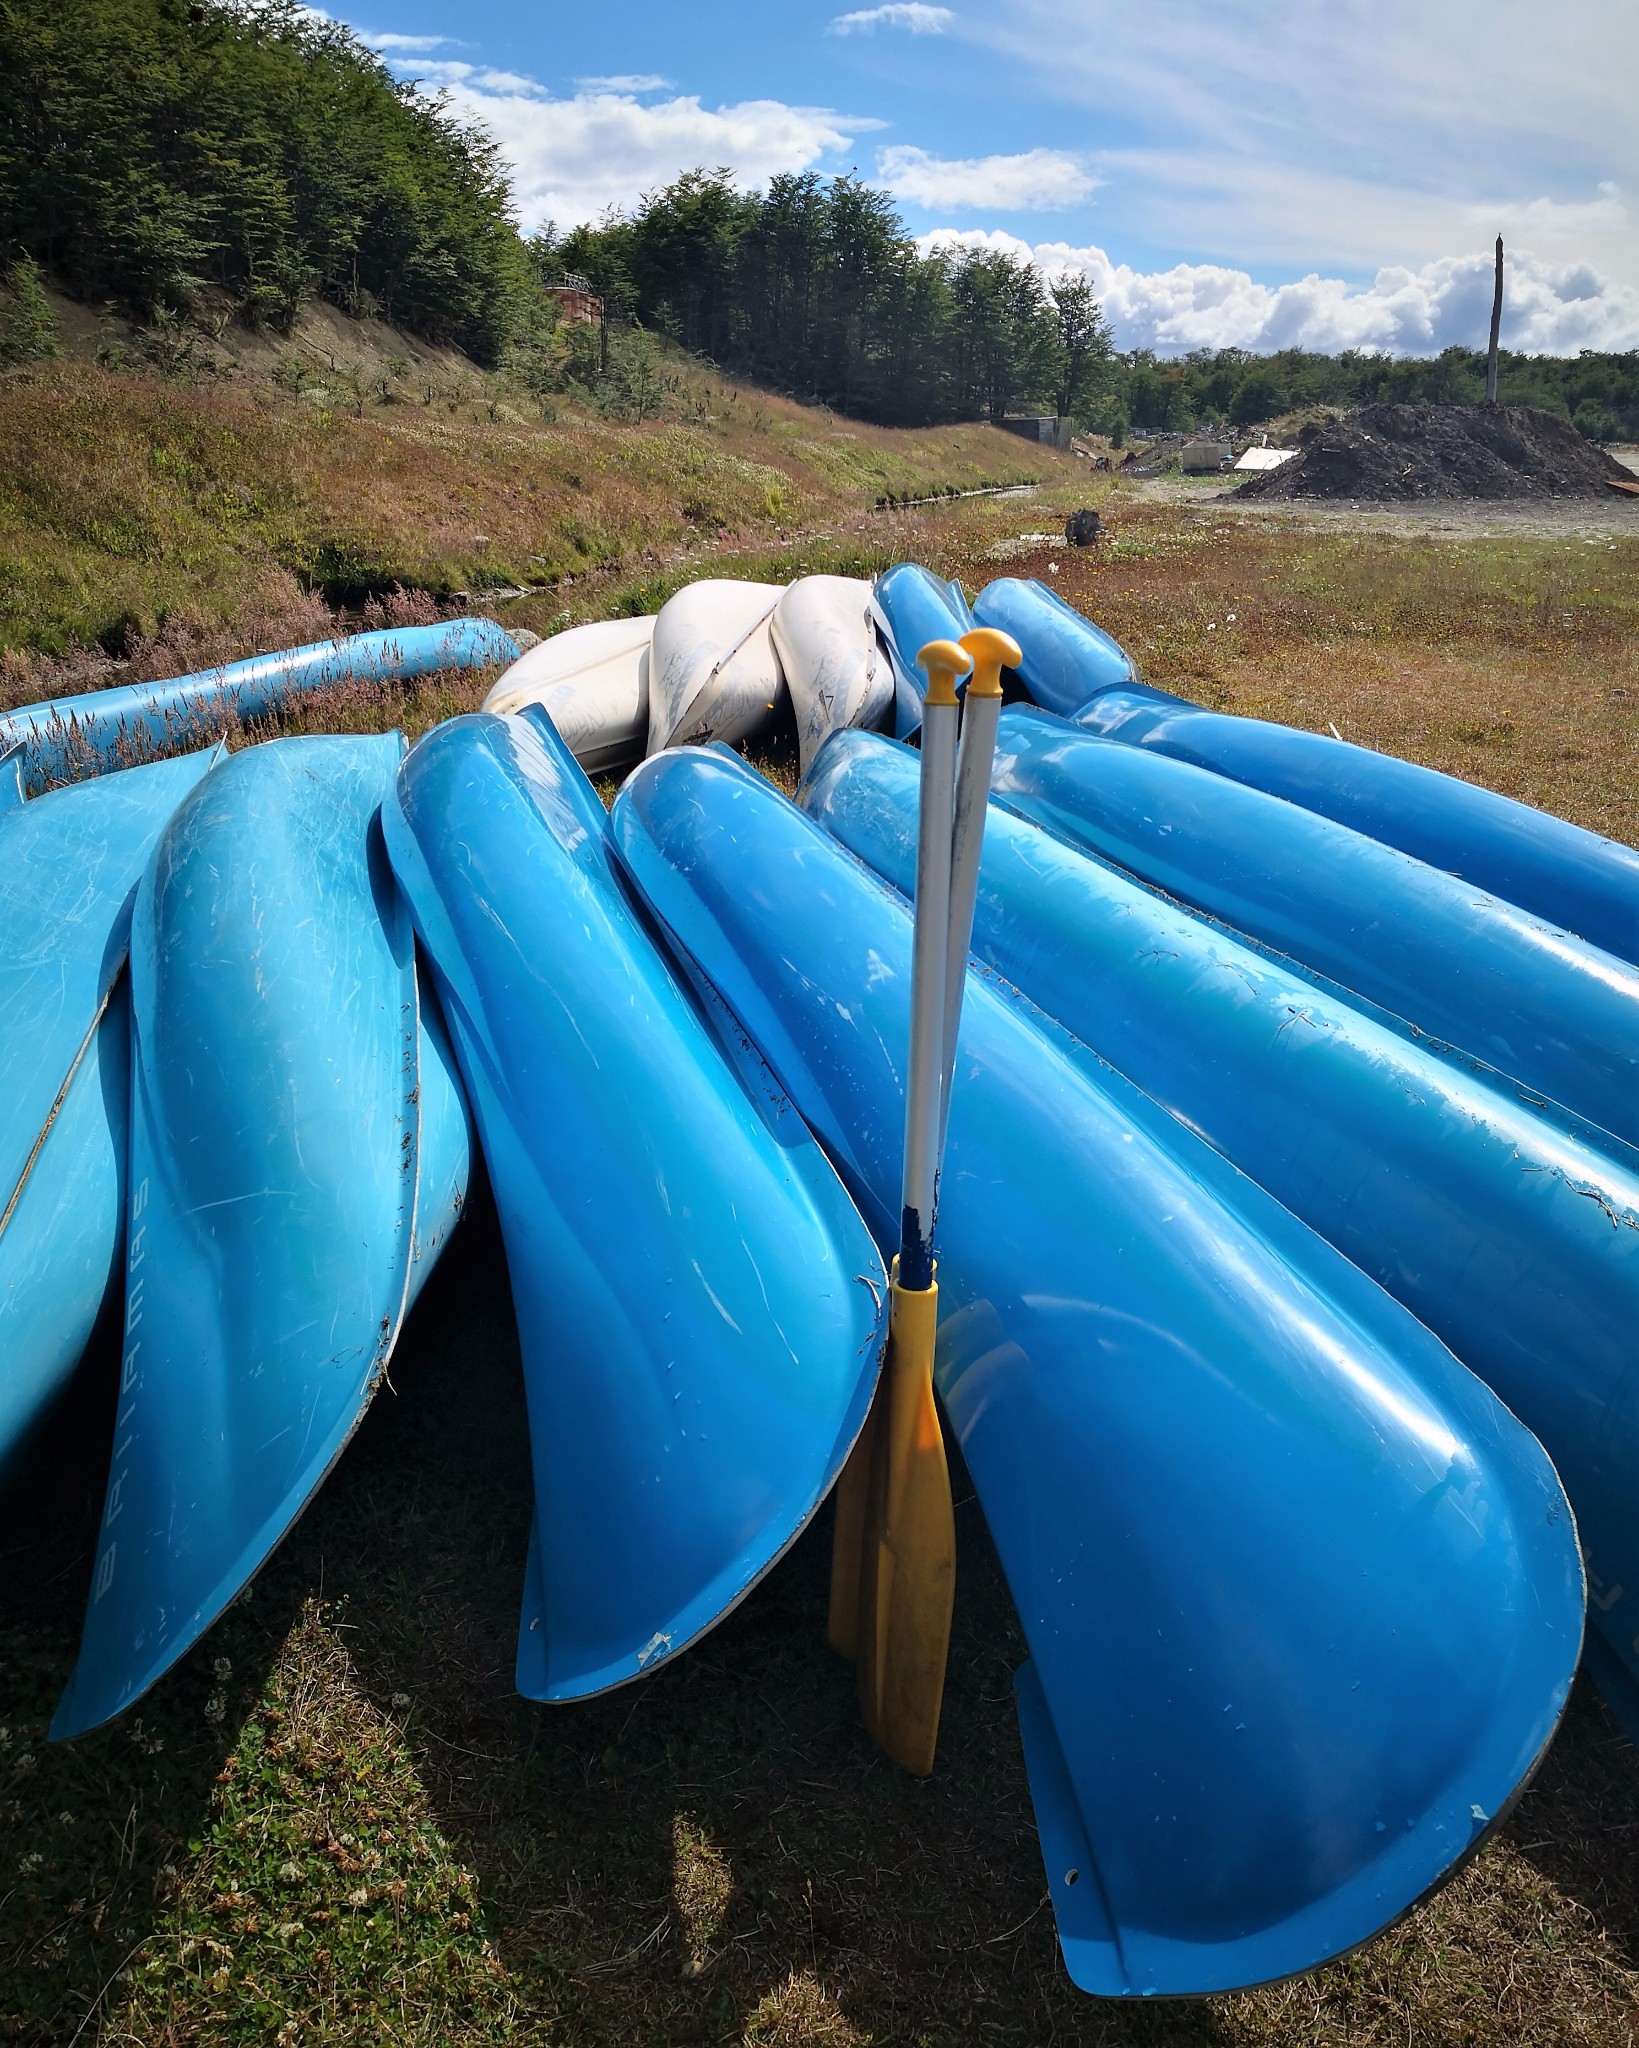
[0,314,1062,683]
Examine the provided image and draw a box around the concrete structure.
[998,416,1074,452]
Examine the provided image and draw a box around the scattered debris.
[1234,446,1298,473]
[1065,509,1104,546]
[1237,404,1634,502]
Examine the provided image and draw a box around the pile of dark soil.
[1236,403,1631,502]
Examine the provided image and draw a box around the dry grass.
[0,356,1055,666]
[4,392,1639,2046]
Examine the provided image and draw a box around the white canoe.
[483,616,653,776]
[648,581,787,753]
[770,576,891,775]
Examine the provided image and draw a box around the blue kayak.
[871,564,973,738]
[1073,687,1639,967]
[52,736,473,1739]
[990,708,1639,1154]
[803,727,1639,1733]
[1,618,519,792]
[612,743,1581,1999]
[1,751,217,1477]
[971,575,1147,713]
[381,708,887,1703]
[975,572,1639,965]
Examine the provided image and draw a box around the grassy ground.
[4,366,1639,2045]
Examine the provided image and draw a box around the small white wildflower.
[204,1693,226,1725]
[19,1851,43,1873]
[275,1920,302,1941]
[347,1886,369,1908]
[1047,560,1060,575]
[278,1859,302,1882]
[58,1812,75,1828]
[13,1752,36,1776]
[212,1657,232,1681]
[391,1693,411,1710]
[0,1725,11,1748]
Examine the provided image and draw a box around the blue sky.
[342,0,1639,354]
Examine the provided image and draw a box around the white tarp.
[1234,446,1298,471]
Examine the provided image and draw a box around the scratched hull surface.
[769,577,892,775]
[52,736,473,1740]
[647,581,786,753]
[869,563,972,738]
[0,752,215,1473]
[612,743,1581,1999]
[0,619,519,791]
[382,709,886,1703]
[989,708,1639,1155]
[483,616,653,776]
[803,727,1639,1729]
[1071,686,1639,967]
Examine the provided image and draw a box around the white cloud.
[829,4,953,33]
[879,145,1094,212]
[574,74,675,93]
[365,30,448,51]
[919,226,1639,354]
[973,0,1639,294]
[425,77,868,230]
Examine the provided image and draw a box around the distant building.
[998,415,1074,451]
[548,272,603,325]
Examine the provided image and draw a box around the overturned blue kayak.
[804,727,1639,1734]
[612,743,1581,1999]
[1,618,520,793]
[52,736,473,1739]
[991,708,1639,1154]
[972,575,1146,713]
[975,572,1639,965]
[1,750,217,1477]
[1073,687,1639,967]
[871,564,973,738]
[382,708,886,1702]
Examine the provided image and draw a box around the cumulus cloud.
[417,71,867,229]
[879,146,1094,212]
[829,4,952,33]
[919,226,1639,354]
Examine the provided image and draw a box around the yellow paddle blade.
[854,1260,955,1776]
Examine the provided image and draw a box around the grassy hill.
[0,296,1059,696]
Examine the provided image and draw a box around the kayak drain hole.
[1064,1869,1080,1887]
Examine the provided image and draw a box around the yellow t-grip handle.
[917,638,972,708]
[958,627,1021,699]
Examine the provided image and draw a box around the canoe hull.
[51,736,473,1739]
[770,577,891,774]
[0,620,519,791]
[382,707,886,1702]
[612,743,1582,1998]
[648,581,786,753]
[0,752,215,1474]
[804,726,1639,1728]
[991,708,1639,1153]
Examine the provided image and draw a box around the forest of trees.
[0,0,529,360]
[2,0,1637,439]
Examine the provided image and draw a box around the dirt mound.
[1236,403,1630,502]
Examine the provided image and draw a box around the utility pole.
[1485,236,1503,405]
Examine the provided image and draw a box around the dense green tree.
[0,0,529,359]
